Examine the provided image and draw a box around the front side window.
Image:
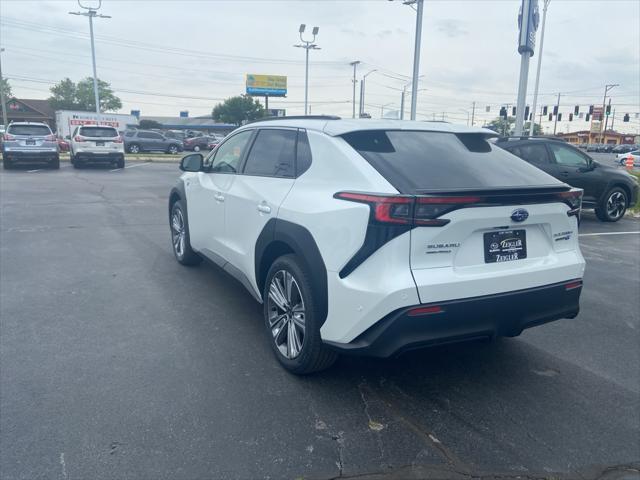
[243,129,296,178]
[549,143,589,167]
[210,130,253,174]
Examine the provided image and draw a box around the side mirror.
[180,153,203,172]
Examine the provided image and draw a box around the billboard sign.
[246,74,287,97]
[518,0,540,55]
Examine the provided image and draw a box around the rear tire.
[50,156,60,169]
[3,159,12,170]
[117,157,125,169]
[595,187,628,222]
[167,144,179,155]
[263,254,338,375]
[170,200,202,266]
[128,144,140,154]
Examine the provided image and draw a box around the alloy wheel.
[606,191,626,220]
[171,208,186,258]
[267,270,306,359]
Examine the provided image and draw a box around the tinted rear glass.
[342,130,560,193]
[79,127,118,138]
[7,125,51,136]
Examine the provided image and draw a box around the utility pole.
[471,101,476,126]
[610,108,616,131]
[553,92,560,135]
[602,97,612,136]
[528,0,550,136]
[69,0,111,122]
[349,61,360,118]
[0,48,8,128]
[410,0,424,120]
[360,69,376,118]
[598,84,618,143]
[294,24,320,116]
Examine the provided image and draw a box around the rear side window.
[296,129,312,176]
[243,129,296,178]
[506,143,550,166]
[79,127,118,138]
[342,130,560,193]
[124,131,135,137]
[7,125,51,136]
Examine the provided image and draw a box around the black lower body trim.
[324,280,582,358]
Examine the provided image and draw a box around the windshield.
[7,125,51,136]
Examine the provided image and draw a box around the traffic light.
[558,113,562,121]
[529,113,533,121]
[624,113,630,122]
[524,106,530,119]
[553,105,559,115]
[589,105,594,115]
[585,113,590,121]
[606,104,611,115]
[543,106,548,115]
[512,107,516,116]
[574,105,580,115]
[548,113,553,121]
[569,113,573,121]
[500,106,507,118]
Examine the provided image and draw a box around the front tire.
[263,255,338,374]
[595,187,628,222]
[168,144,179,154]
[128,144,140,154]
[170,200,202,266]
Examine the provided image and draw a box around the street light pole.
[528,0,550,136]
[409,0,424,120]
[69,1,110,122]
[294,24,320,116]
[360,69,377,118]
[349,61,360,118]
[0,48,8,128]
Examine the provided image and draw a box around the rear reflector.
[408,305,443,316]
[564,280,583,291]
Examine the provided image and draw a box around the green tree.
[0,78,12,99]
[486,116,542,136]
[48,77,122,112]
[212,95,264,126]
[139,119,164,130]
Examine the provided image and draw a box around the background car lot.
[1,163,638,479]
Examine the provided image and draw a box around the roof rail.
[495,135,564,142]
[246,115,341,125]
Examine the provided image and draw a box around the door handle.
[257,204,271,214]
[214,193,225,202]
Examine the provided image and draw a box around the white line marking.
[109,167,122,172]
[579,231,640,237]
[27,169,42,173]
[59,453,68,479]
[124,162,151,169]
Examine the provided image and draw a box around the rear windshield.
[79,127,119,138]
[342,130,561,193]
[7,125,51,136]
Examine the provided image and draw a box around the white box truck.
[55,110,139,139]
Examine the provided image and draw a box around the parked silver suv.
[2,122,60,169]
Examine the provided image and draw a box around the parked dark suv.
[497,137,638,222]
[123,130,183,154]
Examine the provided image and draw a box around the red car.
[207,140,219,150]
[57,137,70,152]
[183,136,213,152]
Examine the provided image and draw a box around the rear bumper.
[2,150,59,162]
[324,280,582,358]
[74,152,124,163]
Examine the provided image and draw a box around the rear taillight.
[3,133,15,141]
[556,189,582,217]
[45,134,56,141]
[414,196,482,226]
[113,136,123,143]
[74,136,85,142]
[334,192,413,224]
[407,305,444,316]
[565,280,582,291]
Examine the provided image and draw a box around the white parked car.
[616,150,640,166]
[168,117,586,374]
[69,125,125,169]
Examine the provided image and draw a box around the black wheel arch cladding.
[255,219,328,327]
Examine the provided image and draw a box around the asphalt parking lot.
[1,162,638,480]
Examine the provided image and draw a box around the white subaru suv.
[69,125,125,169]
[169,117,586,374]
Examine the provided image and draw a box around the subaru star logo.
[511,208,529,222]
